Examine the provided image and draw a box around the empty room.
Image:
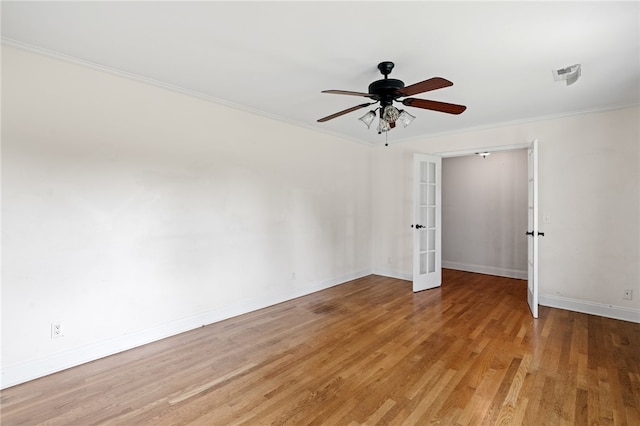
[2,2,639,425]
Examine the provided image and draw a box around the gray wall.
[442,150,528,279]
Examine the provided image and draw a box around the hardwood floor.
[2,270,639,425]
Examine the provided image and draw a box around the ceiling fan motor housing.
[370,61,404,107]
[369,78,405,107]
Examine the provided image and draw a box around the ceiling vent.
[553,64,581,86]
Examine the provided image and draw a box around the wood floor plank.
[2,270,639,425]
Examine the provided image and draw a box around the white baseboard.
[1,269,372,389]
[539,293,640,324]
[442,261,527,280]
[371,267,412,282]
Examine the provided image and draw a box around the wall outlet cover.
[51,322,64,338]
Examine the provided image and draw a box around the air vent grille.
[552,64,581,86]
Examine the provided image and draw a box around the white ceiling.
[2,1,639,145]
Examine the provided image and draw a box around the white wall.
[372,107,640,323]
[1,46,372,387]
[442,150,528,279]
[2,45,639,389]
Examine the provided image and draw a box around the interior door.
[413,153,442,292]
[527,140,539,318]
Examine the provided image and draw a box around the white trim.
[442,261,528,280]
[371,268,412,282]
[4,38,637,149]
[390,104,639,146]
[0,269,371,389]
[0,38,371,147]
[540,294,640,324]
[435,143,531,158]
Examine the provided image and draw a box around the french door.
[527,140,540,318]
[412,154,442,292]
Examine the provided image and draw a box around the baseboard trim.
[442,261,527,280]
[539,293,640,324]
[1,269,371,389]
[371,268,412,282]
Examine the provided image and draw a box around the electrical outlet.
[623,289,633,300]
[51,322,64,338]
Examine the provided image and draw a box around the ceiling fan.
[317,61,466,133]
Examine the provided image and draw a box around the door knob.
[526,231,534,236]
[415,224,425,229]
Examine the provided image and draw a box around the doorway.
[441,149,528,280]
[425,142,539,317]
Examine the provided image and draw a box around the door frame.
[431,141,538,317]
[434,143,532,159]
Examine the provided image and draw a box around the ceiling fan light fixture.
[358,110,377,128]
[397,110,416,127]
[382,105,400,122]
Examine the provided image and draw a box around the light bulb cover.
[358,110,377,128]
[382,105,400,122]
[397,110,416,127]
[377,118,391,133]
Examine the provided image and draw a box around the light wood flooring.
[2,270,639,425]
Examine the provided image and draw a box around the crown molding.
[390,103,640,146]
[1,38,373,147]
[3,38,637,149]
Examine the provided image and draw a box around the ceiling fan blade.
[322,89,377,99]
[402,98,467,115]
[397,77,453,97]
[317,102,375,122]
